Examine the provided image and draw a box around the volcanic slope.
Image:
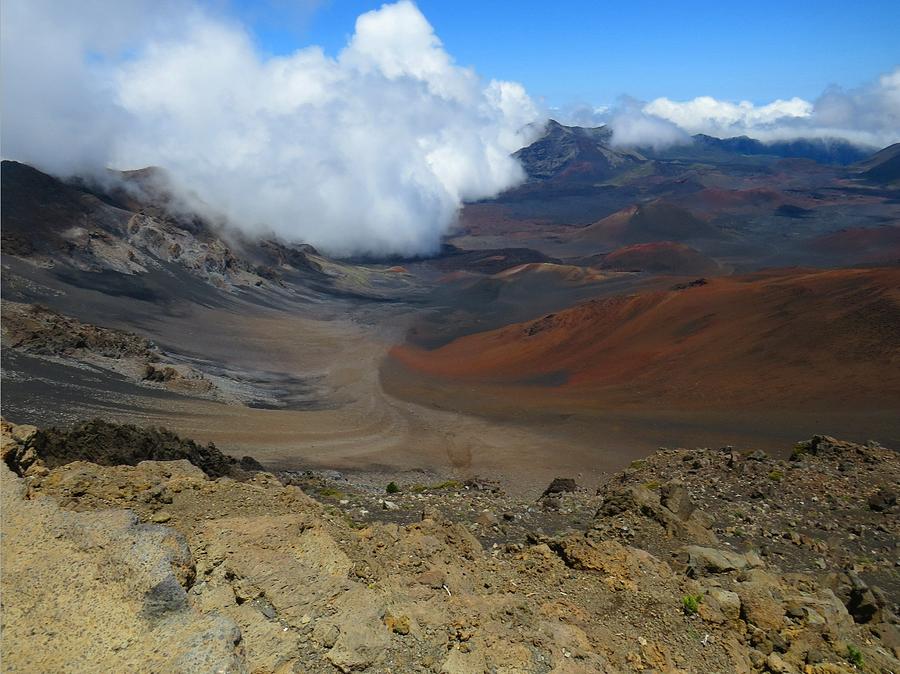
[571,201,722,248]
[388,266,900,416]
[596,241,722,275]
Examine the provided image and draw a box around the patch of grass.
[846,644,863,667]
[682,594,702,616]
[629,459,647,470]
[768,469,784,481]
[317,487,345,500]
[791,441,811,460]
[407,484,427,493]
[642,481,661,490]
[385,481,400,494]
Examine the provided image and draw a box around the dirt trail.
[31,301,613,494]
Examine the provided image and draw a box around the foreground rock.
[2,419,899,673]
[0,454,245,672]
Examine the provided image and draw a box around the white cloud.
[605,98,690,150]
[1,0,541,257]
[643,96,813,135]
[634,68,900,148]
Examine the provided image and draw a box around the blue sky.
[223,0,900,107]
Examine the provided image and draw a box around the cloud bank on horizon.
[1,0,539,256]
[603,67,900,150]
[2,0,898,255]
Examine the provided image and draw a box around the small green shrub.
[629,459,647,470]
[385,481,400,494]
[682,594,702,615]
[846,644,864,667]
[791,441,811,460]
[643,481,661,490]
[768,469,784,481]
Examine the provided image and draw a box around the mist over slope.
[0,0,540,257]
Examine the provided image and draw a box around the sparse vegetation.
[385,481,400,494]
[642,480,661,490]
[768,469,784,481]
[629,459,647,470]
[846,644,864,667]
[317,487,345,500]
[791,441,811,459]
[430,480,462,490]
[682,594,702,615]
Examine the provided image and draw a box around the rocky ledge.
[1,419,898,673]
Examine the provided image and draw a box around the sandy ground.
[1,296,625,494]
[4,260,897,496]
[6,296,898,496]
[110,305,636,494]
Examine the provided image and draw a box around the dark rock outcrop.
[3,418,261,480]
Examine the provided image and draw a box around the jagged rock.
[462,477,503,493]
[868,488,897,512]
[548,534,671,583]
[737,583,784,631]
[706,588,742,621]
[541,495,560,510]
[845,573,887,623]
[766,652,790,673]
[791,435,863,460]
[660,481,694,520]
[383,612,411,635]
[11,419,261,480]
[595,484,718,545]
[681,545,764,576]
[542,477,577,497]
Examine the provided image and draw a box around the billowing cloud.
[606,98,690,150]
[634,68,900,148]
[643,96,813,136]
[1,0,541,256]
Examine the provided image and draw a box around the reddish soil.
[599,241,721,274]
[389,266,900,410]
[573,201,720,247]
[808,226,900,263]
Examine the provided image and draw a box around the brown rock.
[738,584,784,631]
